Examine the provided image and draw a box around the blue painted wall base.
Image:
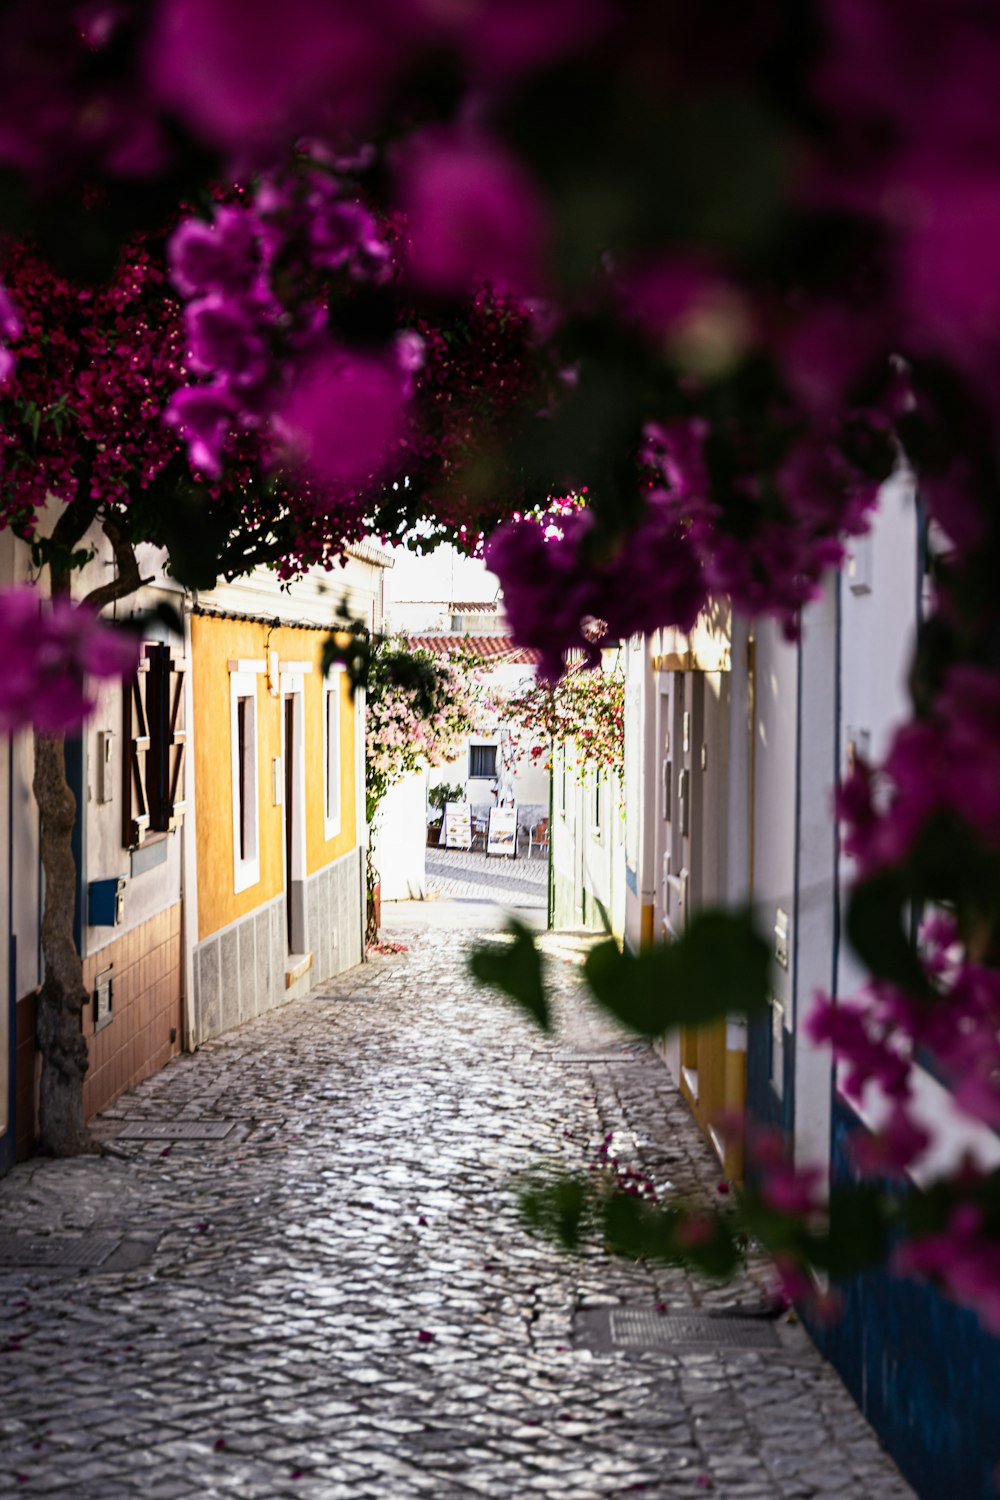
[811,1094,1000,1500]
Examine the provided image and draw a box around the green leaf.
[846,873,933,999]
[582,908,771,1037]
[469,920,550,1032]
[819,1184,891,1277]
[519,1175,590,1252]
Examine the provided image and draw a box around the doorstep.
[285,952,314,988]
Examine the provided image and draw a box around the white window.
[592,770,605,840]
[229,669,261,892]
[323,667,345,839]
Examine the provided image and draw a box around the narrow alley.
[0,909,914,1500]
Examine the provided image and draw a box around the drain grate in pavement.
[118,1119,235,1140]
[0,1233,119,1269]
[547,1050,645,1063]
[576,1306,781,1354]
[310,992,373,1002]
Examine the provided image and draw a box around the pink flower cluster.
[165,171,409,486]
[804,911,1000,1332]
[895,1201,1000,1336]
[366,645,479,812]
[0,239,186,527]
[838,668,1000,876]
[0,282,19,387]
[487,492,704,680]
[0,586,138,733]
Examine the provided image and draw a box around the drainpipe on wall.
[180,598,199,1050]
[547,736,554,930]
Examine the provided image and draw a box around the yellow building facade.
[185,554,385,1044]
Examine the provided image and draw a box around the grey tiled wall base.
[191,848,363,1045]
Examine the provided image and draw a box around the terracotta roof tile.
[407,633,539,664]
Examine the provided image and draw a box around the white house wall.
[377,768,429,902]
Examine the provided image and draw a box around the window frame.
[229,668,261,893]
[323,664,345,841]
[468,741,498,780]
[592,767,605,842]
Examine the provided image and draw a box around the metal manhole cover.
[0,1234,120,1269]
[118,1119,235,1140]
[575,1306,780,1353]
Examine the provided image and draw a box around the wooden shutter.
[159,648,187,832]
[122,652,152,847]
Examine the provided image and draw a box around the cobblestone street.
[0,923,915,1500]
[424,848,549,909]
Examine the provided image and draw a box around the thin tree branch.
[82,513,148,612]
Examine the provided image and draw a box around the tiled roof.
[407,634,539,664]
[395,599,500,612]
[345,538,394,567]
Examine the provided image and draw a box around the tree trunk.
[33,731,93,1156]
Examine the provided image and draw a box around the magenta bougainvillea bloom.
[149,0,390,152]
[0,587,138,733]
[278,344,408,488]
[0,281,19,387]
[398,131,549,298]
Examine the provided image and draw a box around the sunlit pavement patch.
[0,927,915,1500]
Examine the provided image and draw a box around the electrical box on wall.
[93,965,113,1032]
[88,876,126,927]
[774,907,789,970]
[96,730,115,804]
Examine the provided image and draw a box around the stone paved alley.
[0,918,915,1500]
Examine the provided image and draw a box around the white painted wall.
[377,768,428,901]
[791,578,839,1176]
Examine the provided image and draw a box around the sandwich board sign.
[487,805,517,857]
[444,802,472,850]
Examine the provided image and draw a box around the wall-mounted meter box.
[88,876,126,927]
[96,730,115,804]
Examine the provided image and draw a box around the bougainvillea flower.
[399,132,549,298]
[163,382,235,476]
[0,586,139,733]
[168,209,261,299]
[149,0,389,151]
[279,344,406,487]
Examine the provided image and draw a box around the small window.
[230,670,260,892]
[469,743,497,779]
[324,669,344,839]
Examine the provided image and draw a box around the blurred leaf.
[583,908,770,1037]
[519,1174,590,1251]
[321,602,372,698]
[470,920,550,1032]
[820,1184,891,1277]
[156,486,230,592]
[120,601,184,638]
[846,872,934,999]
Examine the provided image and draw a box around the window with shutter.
[122,652,152,847]
[156,647,187,833]
[122,642,188,847]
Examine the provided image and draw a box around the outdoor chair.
[527,817,549,858]
[471,813,489,852]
